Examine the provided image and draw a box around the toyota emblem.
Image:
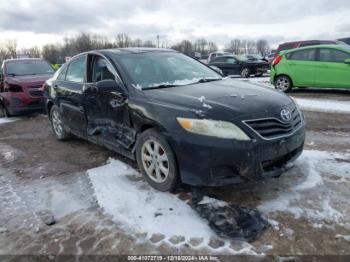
[280,109,292,122]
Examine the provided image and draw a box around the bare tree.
[5,40,17,59]
[19,47,41,58]
[225,39,241,54]
[115,33,132,48]
[257,39,269,56]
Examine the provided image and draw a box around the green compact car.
[270,45,350,92]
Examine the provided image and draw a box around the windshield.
[116,52,222,89]
[6,60,54,76]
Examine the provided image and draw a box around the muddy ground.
[0,89,349,260]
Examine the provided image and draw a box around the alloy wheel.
[52,109,63,136]
[276,76,291,92]
[141,139,169,183]
[241,68,250,78]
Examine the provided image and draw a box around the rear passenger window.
[212,57,225,63]
[66,56,86,83]
[287,49,316,61]
[225,57,237,64]
[319,49,350,63]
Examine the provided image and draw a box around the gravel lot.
[0,82,349,259]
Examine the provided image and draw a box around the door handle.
[78,106,84,113]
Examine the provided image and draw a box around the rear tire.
[50,105,71,140]
[240,67,251,78]
[275,75,293,93]
[136,129,179,192]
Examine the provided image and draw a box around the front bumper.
[7,101,46,116]
[166,126,305,187]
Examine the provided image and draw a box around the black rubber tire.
[135,128,179,192]
[240,67,251,78]
[274,75,293,93]
[50,105,72,140]
[0,102,9,118]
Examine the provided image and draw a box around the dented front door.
[84,55,136,150]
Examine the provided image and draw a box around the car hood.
[6,74,52,87]
[144,78,294,122]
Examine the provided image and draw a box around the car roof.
[99,47,176,55]
[284,44,350,54]
[4,58,44,63]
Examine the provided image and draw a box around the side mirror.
[96,79,123,93]
[344,58,350,64]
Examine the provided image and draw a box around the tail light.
[272,55,283,66]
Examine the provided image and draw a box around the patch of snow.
[0,118,19,125]
[295,98,350,114]
[259,150,348,222]
[198,196,228,208]
[198,96,206,103]
[88,159,215,239]
[335,234,350,241]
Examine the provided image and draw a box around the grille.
[28,85,42,89]
[244,107,302,139]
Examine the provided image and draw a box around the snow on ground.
[88,149,349,252]
[259,150,350,222]
[238,77,350,114]
[88,159,262,254]
[88,159,216,244]
[0,118,19,125]
[295,98,350,114]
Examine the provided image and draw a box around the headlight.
[177,117,250,140]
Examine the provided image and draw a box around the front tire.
[136,129,178,192]
[240,67,251,78]
[275,75,293,93]
[50,105,71,140]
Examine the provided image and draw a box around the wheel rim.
[276,76,290,91]
[241,68,249,77]
[141,139,169,183]
[52,109,63,136]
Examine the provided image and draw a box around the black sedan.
[45,48,305,191]
[209,55,269,78]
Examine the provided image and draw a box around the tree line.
[0,33,270,65]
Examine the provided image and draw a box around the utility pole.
[157,35,160,48]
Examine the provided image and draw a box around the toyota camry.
[44,48,305,191]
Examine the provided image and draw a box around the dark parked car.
[0,58,54,117]
[209,55,269,77]
[45,48,305,191]
[271,40,338,63]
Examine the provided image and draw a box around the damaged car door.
[55,55,87,136]
[84,55,136,152]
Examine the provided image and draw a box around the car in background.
[207,52,231,64]
[271,40,338,62]
[199,54,209,64]
[270,44,350,92]
[209,55,269,77]
[0,58,54,117]
[45,48,304,191]
[338,37,350,45]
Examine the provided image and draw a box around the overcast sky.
[1,0,350,49]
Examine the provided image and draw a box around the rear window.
[286,49,316,61]
[6,60,54,76]
[278,43,296,52]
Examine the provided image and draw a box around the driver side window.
[92,57,115,83]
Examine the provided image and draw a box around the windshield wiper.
[196,78,222,83]
[7,73,17,77]
[144,84,179,90]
